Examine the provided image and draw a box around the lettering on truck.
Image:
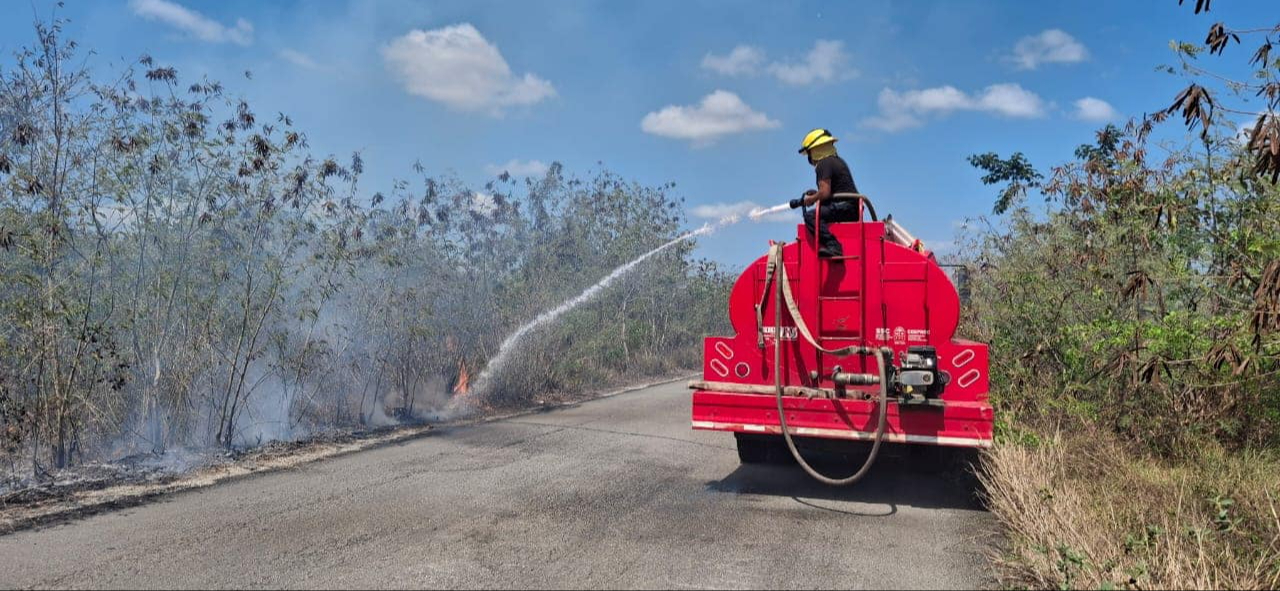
[875,327,931,344]
[763,326,798,341]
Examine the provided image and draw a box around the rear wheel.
[735,434,795,464]
[735,433,769,464]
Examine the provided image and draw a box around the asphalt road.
[0,381,993,589]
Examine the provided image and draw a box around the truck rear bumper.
[691,390,994,448]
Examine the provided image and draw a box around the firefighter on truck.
[788,128,860,258]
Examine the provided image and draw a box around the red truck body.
[691,217,994,449]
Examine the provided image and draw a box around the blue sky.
[1,0,1271,267]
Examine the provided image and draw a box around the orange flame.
[453,359,469,395]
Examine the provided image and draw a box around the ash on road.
[0,381,992,589]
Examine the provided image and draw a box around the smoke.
[363,388,396,427]
[230,361,297,448]
[0,14,747,482]
[410,375,453,420]
[449,212,746,414]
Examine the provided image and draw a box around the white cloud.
[702,40,853,85]
[486,159,549,177]
[702,45,765,76]
[1074,97,1120,122]
[1009,29,1088,70]
[129,0,253,46]
[899,86,971,112]
[382,24,555,115]
[977,83,1047,118]
[768,40,853,86]
[692,201,792,223]
[279,49,321,71]
[641,90,780,146]
[862,83,1047,132]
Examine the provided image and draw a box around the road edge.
[0,373,695,536]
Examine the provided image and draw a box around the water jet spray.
[448,205,781,414]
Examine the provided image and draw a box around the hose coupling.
[832,372,880,386]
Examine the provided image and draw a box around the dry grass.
[980,431,1280,590]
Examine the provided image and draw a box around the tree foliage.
[964,124,1280,453]
[1161,1,1280,181]
[0,19,732,479]
[961,4,1280,455]
[966,152,1043,214]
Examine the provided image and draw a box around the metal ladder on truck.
[809,193,874,383]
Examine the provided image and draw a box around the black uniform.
[802,154,860,257]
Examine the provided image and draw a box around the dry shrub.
[981,430,1280,590]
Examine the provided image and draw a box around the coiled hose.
[773,257,889,486]
[831,193,877,221]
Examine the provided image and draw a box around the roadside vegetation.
[0,16,732,486]
[963,3,1280,587]
[6,4,1278,587]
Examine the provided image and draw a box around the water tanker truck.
[690,195,993,485]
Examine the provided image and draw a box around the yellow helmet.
[798,128,837,154]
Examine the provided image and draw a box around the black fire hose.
[773,259,889,486]
[860,197,878,222]
[835,193,877,222]
[790,193,878,222]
